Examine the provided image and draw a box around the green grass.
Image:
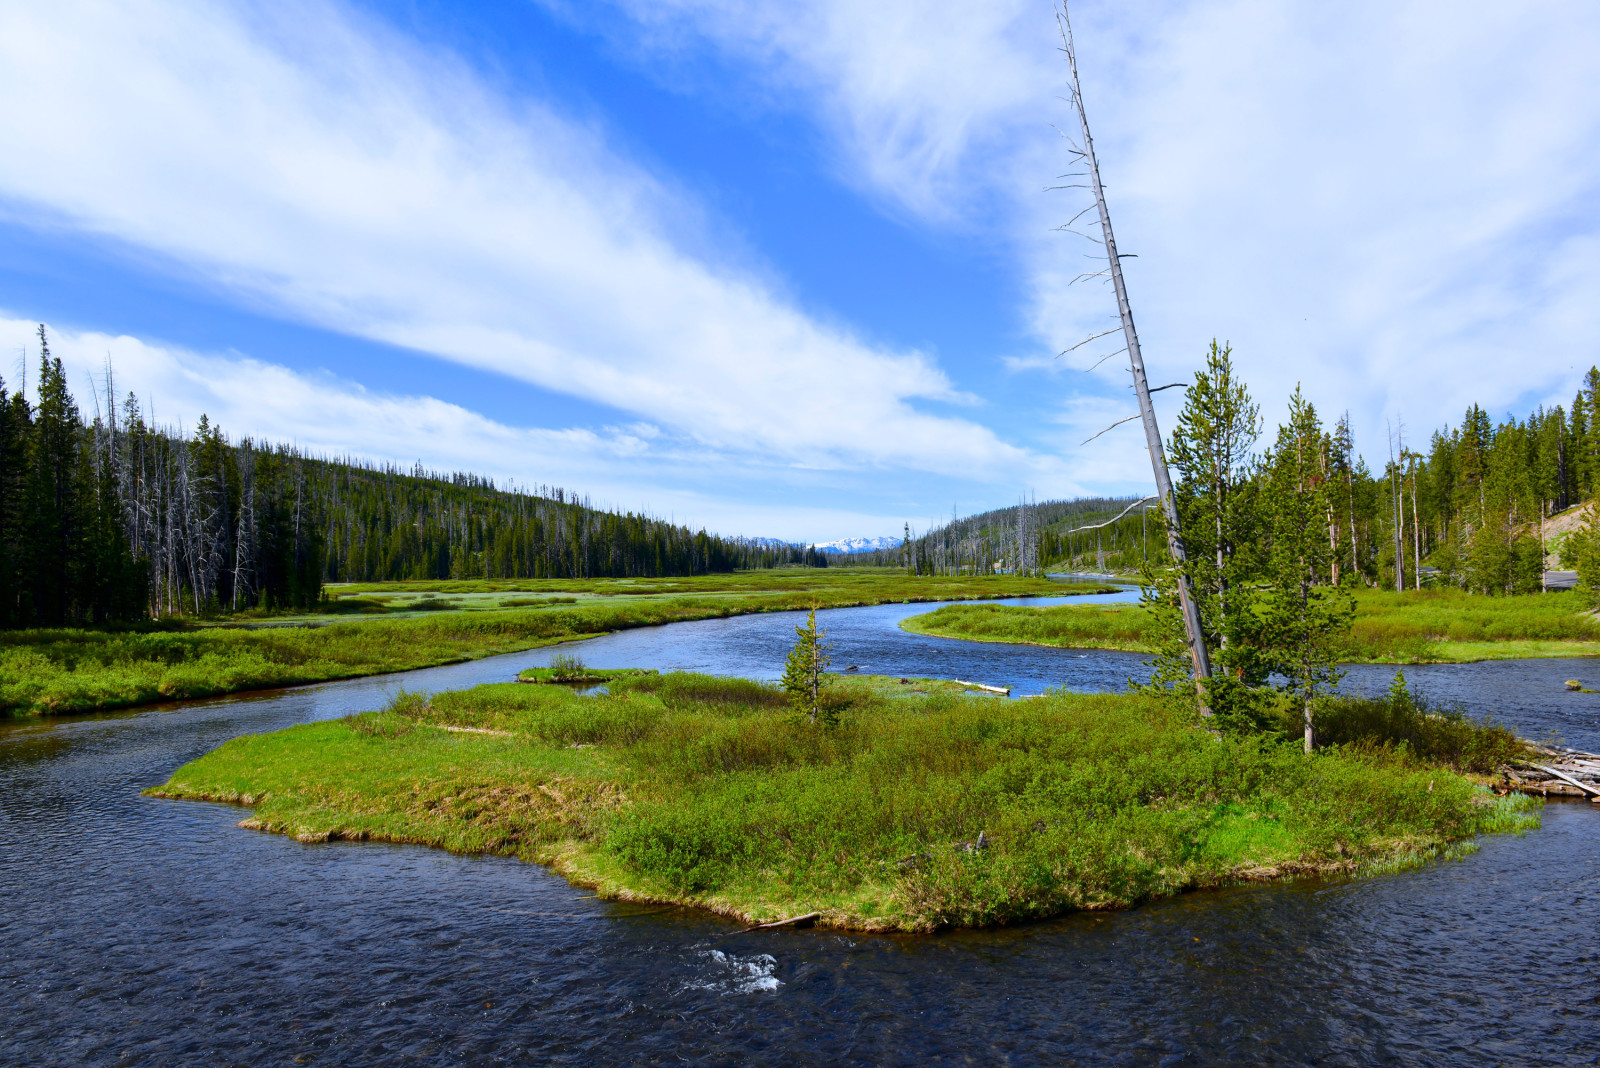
[903,587,1600,664]
[150,672,1538,932]
[1,570,1116,717]
[902,601,1157,651]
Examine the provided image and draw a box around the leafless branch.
[1146,382,1187,393]
[1084,346,1127,371]
[1063,496,1158,533]
[1058,327,1121,356]
[1080,412,1140,446]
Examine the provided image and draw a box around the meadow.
[0,570,1112,717]
[151,672,1535,932]
[903,587,1600,663]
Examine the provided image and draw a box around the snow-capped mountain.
[813,535,902,554]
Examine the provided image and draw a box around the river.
[2,592,1598,1065]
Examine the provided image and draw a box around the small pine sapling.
[781,607,833,724]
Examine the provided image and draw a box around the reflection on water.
[2,590,1598,1065]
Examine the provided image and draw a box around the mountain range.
[812,536,903,554]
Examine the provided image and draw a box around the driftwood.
[1506,746,1600,800]
[955,680,1011,695]
[741,912,821,933]
[1525,762,1600,797]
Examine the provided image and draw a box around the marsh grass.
[3,571,1107,717]
[151,673,1538,932]
[1304,693,1523,773]
[906,587,1600,663]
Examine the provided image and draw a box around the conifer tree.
[26,336,83,625]
[1167,341,1262,657]
[780,608,832,724]
[1259,387,1353,752]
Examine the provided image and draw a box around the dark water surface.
[4,593,1599,1065]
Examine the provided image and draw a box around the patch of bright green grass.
[150,673,1538,932]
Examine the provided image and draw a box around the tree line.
[1150,341,1600,742]
[0,328,817,626]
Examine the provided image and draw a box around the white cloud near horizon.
[580,0,1600,462]
[0,0,1034,480]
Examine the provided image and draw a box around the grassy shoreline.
[2,571,1114,718]
[149,673,1538,932]
[903,588,1600,664]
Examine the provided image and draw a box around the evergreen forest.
[0,328,820,627]
[870,349,1600,592]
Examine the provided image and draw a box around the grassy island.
[1,570,1115,717]
[151,672,1535,932]
[903,588,1600,664]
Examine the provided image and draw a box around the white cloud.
[0,315,932,541]
[0,0,1032,478]
[571,0,1055,221]
[580,0,1600,463]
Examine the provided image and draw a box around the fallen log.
[955,680,1011,695]
[1525,762,1600,798]
[741,911,821,933]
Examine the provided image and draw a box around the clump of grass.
[1302,677,1524,773]
[345,709,416,738]
[548,652,587,681]
[152,673,1535,932]
[615,671,788,712]
[407,597,457,611]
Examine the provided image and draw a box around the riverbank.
[903,588,1600,664]
[150,672,1537,933]
[1,571,1113,717]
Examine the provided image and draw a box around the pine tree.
[25,336,83,625]
[0,376,28,626]
[1167,341,1262,658]
[1259,387,1353,752]
[780,608,832,724]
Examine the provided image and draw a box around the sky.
[1,0,1597,542]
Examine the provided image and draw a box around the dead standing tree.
[1056,4,1214,711]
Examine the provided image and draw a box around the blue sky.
[2,1,1598,542]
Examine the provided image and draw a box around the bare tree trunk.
[1389,423,1403,591]
[1060,7,1212,710]
[1410,457,1421,590]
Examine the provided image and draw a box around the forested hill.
[832,497,1158,575]
[0,331,818,626]
[843,357,1600,588]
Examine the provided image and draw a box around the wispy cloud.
[0,0,1031,478]
[578,0,1600,455]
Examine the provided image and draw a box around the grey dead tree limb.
[1063,496,1158,534]
[1057,2,1214,711]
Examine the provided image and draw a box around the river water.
[3,593,1599,1065]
